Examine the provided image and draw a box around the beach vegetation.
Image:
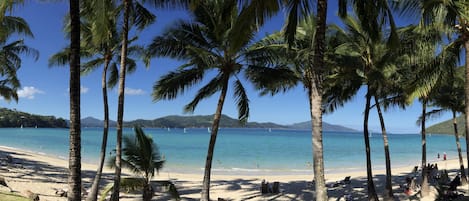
[106,126,168,201]
[0,191,30,201]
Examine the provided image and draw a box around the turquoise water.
[0,128,463,174]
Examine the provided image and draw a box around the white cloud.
[17,86,45,99]
[125,87,145,95]
[81,86,89,94]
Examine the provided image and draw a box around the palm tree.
[428,64,467,184]
[0,1,37,102]
[111,1,155,200]
[149,1,284,200]
[49,2,145,198]
[399,24,446,197]
[68,0,81,200]
[107,126,165,201]
[395,1,469,188]
[333,15,403,200]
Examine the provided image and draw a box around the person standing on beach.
[443,152,447,160]
[437,153,440,159]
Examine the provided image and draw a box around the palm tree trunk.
[374,96,393,200]
[111,0,130,200]
[464,40,469,191]
[308,77,326,200]
[452,110,468,184]
[420,99,429,197]
[200,77,229,201]
[311,1,328,199]
[364,89,378,201]
[87,57,111,201]
[142,182,153,201]
[68,0,81,200]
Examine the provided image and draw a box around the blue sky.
[5,1,453,133]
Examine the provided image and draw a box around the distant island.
[0,108,67,128]
[0,107,357,131]
[83,115,357,132]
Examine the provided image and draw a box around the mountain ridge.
[81,115,357,132]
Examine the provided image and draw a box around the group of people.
[437,152,447,160]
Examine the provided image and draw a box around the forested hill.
[83,115,357,131]
[0,108,68,128]
[426,115,465,135]
[124,114,285,128]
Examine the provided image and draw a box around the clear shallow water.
[0,128,463,174]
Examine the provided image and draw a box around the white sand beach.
[0,145,467,200]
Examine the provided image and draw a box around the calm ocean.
[0,128,463,175]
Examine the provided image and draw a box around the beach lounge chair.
[341,176,351,185]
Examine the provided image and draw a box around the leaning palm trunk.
[87,57,111,201]
[452,110,468,184]
[375,96,393,200]
[111,0,130,200]
[420,100,429,197]
[311,1,328,199]
[364,89,378,201]
[201,78,228,201]
[68,0,82,200]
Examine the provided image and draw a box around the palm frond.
[184,74,223,113]
[133,2,156,30]
[233,79,249,123]
[153,68,204,101]
[107,62,119,88]
[245,66,299,96]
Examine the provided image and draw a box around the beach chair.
[342,176,351,184]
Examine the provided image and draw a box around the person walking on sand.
[437,153,440,159]
[443,152,447,160]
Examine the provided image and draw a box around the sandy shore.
[0,145,468,201]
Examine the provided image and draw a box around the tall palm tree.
[395,1,469,188]
[244,1,330,198]
[149,1,284,200]
[49,3,144,198]
[399,24,446,197]
[333,15,403,200]
[68,0,81,200]
[427,65,467,184]
[111,1,154,199]
[107,126,165,201]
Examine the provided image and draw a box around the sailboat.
[167,127,171,132]
[268,128,272,132]
[207,127,211,133]
[183,128,187,133]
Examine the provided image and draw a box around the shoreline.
[1,145,468,200]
